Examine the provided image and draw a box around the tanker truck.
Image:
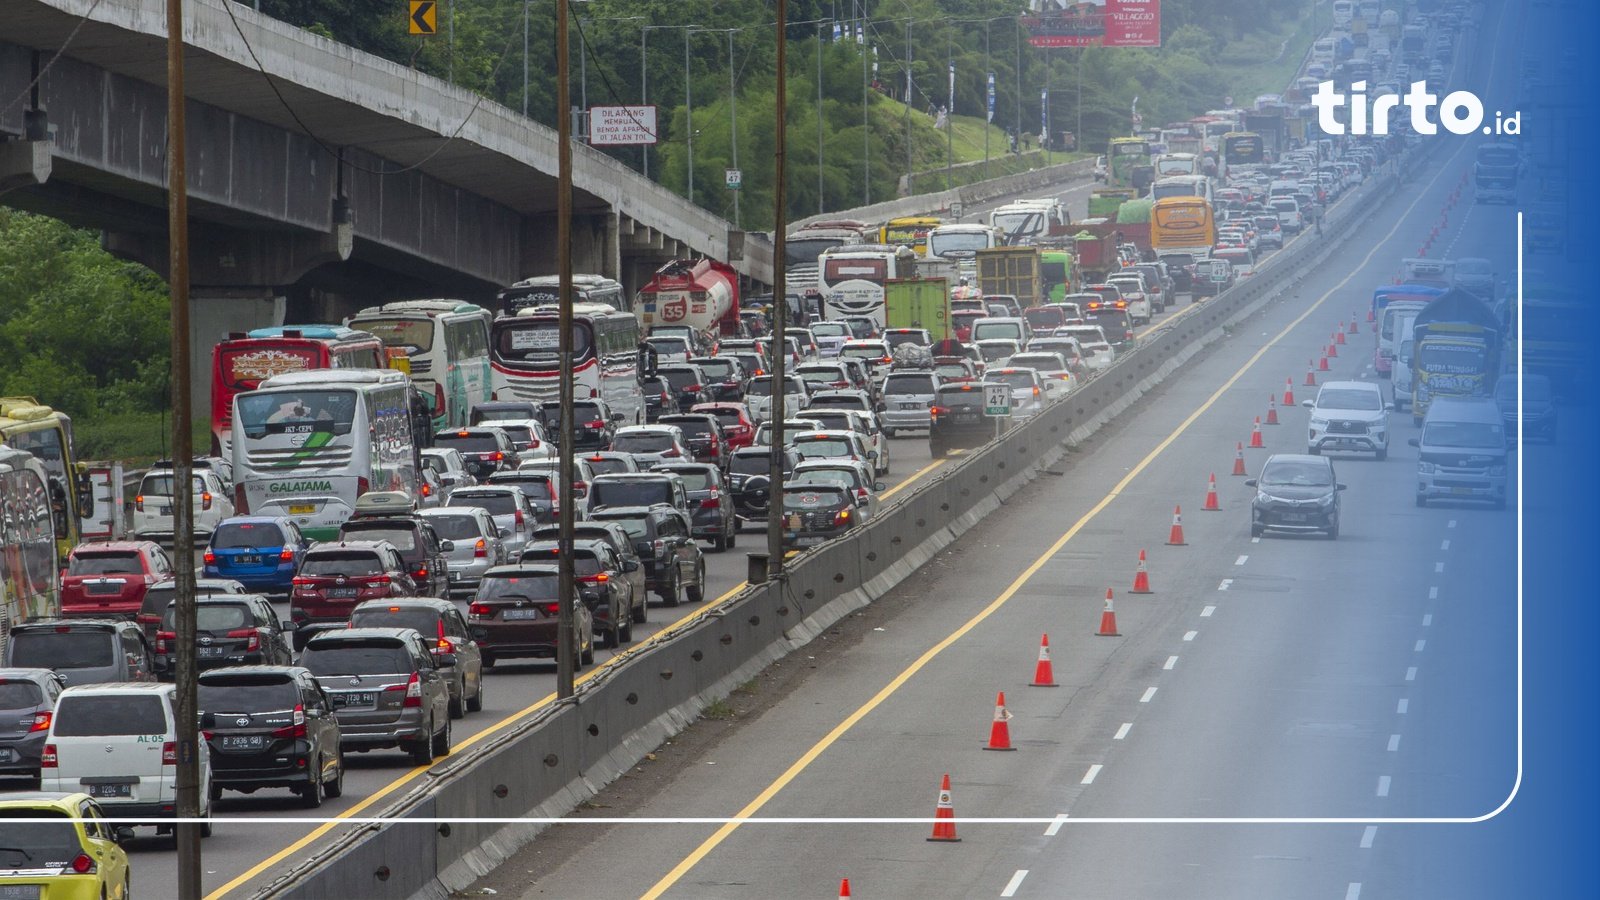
[634,258,742,347]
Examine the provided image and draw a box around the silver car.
[418,507,509,594]
[880,369,942,434]
[299,627,453,764]
[444,485,538,559]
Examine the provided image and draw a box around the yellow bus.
[1150,197,1216,256]
[0,398,91,566]
[879,216,942,257]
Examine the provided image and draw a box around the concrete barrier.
[790,157,1097,232]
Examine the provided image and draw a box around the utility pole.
[984,21,991,179]
[640,24,649,178]
[767,0,789,583]
[686,28,695,202]
[946,48,953,192]
[818,29,825,214]
[861,2,869,206]
[729,28,740,228]
[1014,19,1022,152]
[166,0,201,894]
[905,19,912,185]
[555,0,577,700]
[523,0,529,116]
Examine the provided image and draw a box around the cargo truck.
[1409,290,1502,425]
[884,277,951,341]
[975,247,1042,309]
[1113,200,1154,258]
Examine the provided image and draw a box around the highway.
[457,117,1523,898]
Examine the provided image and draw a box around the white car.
[133,465,236,541]
[1054,325,1116,373]
[801,408,891,477]
[789,430,877,468]
[1007,351,1078,397]
[421,447,478,493]
[808,321,853,358]
[975,338,1023,368]
[1106,273,1153,324]
[984,367,1048,419]
[753,418,825,448]
[745,375,810,424]
[1304,380,1390,460]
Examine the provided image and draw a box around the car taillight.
[385,672,423,708]
[414,566,429,581]
[700,497,720,509]
[491,451,505,462]
[357,477,370,496]
[541,602,562,616]
[135,494,145,512]
[432,383,447,415]
[28,711,51,733]
[162,741,178,766]
[930,406,947,418]
[1032,386,1041,397]
[292,576,314,586]
[1125,330,1134,340]
[474,538,488,558]
[469,603,492,617]
[855,487,869,500]
[879,356,892,364]
[227,628,261,652]
[202,491,214,511]
[435,620,454,654]
[573,480,588,496]
[156,631,175,653]
[41,743,56,768]
[587,419,607,429]
[235,484,249,513]
[421,482,433,498]
[514,508,525,527]
[831,380,849,388]
[652,539,666,556]
[137,612,161,625]
[70,854,96,875]
[271,704,308,739]
[579,573,609,584]
[203,550,216,565]
[659,391,670,402]
[834,508,852,526]
[280,546,296,562]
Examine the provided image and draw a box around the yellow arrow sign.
[408,0,437,36]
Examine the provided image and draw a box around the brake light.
[580,573,610,584]
[474,538,488,559]
[70,854,96,875]
[659,391,670,402]
[699,497,720,508]
[469,603,492,617]
[385,672,424,708]
[662,448,680,457]
[414,566,429,581]
[292,576,313,586]
[203,550,216,565]
[235,484,249,513]
[587,419,607,429]
[541,602,562,616]
[135,494,145,512]
[686,384,703,392]
[514,508,525,527]
[834,508,852,526]
[202,491,214,511]
[421,481,433,498]
[280,546,296,562]
[879,356,892,364]
[41,743,56,768]
[1032,386,1041,397]
[433,383,447,415]
[162,741,178,766]
[652,539,666,556]
[357,476,370,497]
[271,705,308,739]
[573,480,588,495]
[226,628,262,652]
[28,711,51,733]
[156,631,175,653]
[491,451,505,462]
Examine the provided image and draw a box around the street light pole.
[818,28,825,214]
[767,0,788,584]
[523,0,529,116]
[686,28,695,202]
[641,24,649,178]
[728,28,740,229]
[556,0,577,700]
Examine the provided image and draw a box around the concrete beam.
[0,139,50,192]
[103,225,350,290]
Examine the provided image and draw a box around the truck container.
[1088,188,1136,219]
[975,247,1042,309]
[1409,289,1502,424]
[884,277,952,341]
[1113,200,1154,257]
[634,258,740,341]
[1071,231,1119,285]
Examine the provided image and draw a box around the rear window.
[68,552,143,576]
[783,486,849,509]
[422,514,484,541]
[478,573,561,601]
[521,549,602,576]
[300,553,385,577]
[884,374,936,394]
[992,372,1038,390]
[53,693,167,736]
[794,437,854,457]
[937,387,986,410]
[657,369,699,391]
[451,493,518,516]
[0,680,43,708]
[585,457,634,476]
[10,631,115,669]
[198,676,299,713]
[433,433,501,453]
[614,432,675,452]
[211,522,286,549]
[138,474,208,497]
[163,602,252,632]
[350,607,445,636]
[300,641,413,676]
[664,419,714,438]
[591,482,672,508]
[658,469,712,491]
[0,814,87,867]
[339,525,418,552]
[498,424,535,443]
[695,359,735,379]
[729,454,770,476]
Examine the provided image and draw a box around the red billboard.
[1022,0,1161,49]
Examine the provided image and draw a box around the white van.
[1409,397,1509,509]
[42,682,214,836]
[970,317,1030,347]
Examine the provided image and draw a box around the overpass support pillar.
[0,139,50,192]
[518,212,620,283]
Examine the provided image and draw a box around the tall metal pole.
[767,0,788,581]
[448,0,455,83]
[817,28,824,214]
[640,25,649,178]
[555,0,577,700]
[729,29,740,229]
[686,29,694,202]
[166,0,201,894]
[1076,50,1083,154]
[905,20,912,184]
[523,0,529,116]
[984,22,990,178]
[861,5,869,205]
[1014,20,1022,151]
[946,44,953,192]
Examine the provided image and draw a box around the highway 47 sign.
[984,384,1011,417]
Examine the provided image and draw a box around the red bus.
[210,326,388,456]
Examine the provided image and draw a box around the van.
[41,682,214,835]
[970,317,1030,346]
[1409,397,1508,509]
[6,619,157,687]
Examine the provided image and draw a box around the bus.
[1473,142,1518,205]
[1153,152,1201,178]
[497,274,628,316]
[0,446,59,646]
[878,217,942,256]
[1150,197,1216,257]
[489,303,644,423]
[816,244,919,327]
[210,326,389,456]
[1221,132,1265,175]
[230,369,419,541]
[0,398,91,566]
[1106,138,1152,190]
[346,300,494,432]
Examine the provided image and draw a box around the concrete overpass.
[0,0,770,336]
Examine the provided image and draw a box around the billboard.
[588,106,658,146]
[1022,0,1161,49]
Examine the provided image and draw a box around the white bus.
[0,446,59,649]
[489,302,645,423]
[497,274,629,315]
[346,300,493,431]
[817,244,918,326]
[231,369,419,540]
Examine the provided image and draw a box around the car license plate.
[327,587,358,598]
[899,402,921,410]
[221,735,266,751]
[236,554,261,565]
[289,503,316,515]
[330,692,375,708]
[198,646,226,659]
[0,885,42,900]
[1451,487,1474,495]
[87,783,132,799]
[0,748,15,763]
[1279,512,1307,523]
[502,608,539,621]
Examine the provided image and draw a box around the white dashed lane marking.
[1139,687,1158,703]
[1183,630,1198,642]
[1360,825,1378,849]
[1377,776,1392,798]
[1114,723,1132,741]
[1163,656,1178,670]
[1398,699,1409,714]
[1201,606,1215,617]
[1388,734,1401,752]
[1001,869,1029,898]
[1234,555,1248,566]
[1081,765,1103,785]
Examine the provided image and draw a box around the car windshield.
[839,345,888,361]
[0,680,43,708]
[68,551,142,576]
[53,694,166,736]
[422,514,484,541]
[339,525,418,552]
[1260,461,1335,487]
[614,432,675,452]
[591,482,672,508]
[164,603,252,631]
[884,373,936,394]
[198,678,298,713]
[1317,388,1382,411]
[452,493,518,516]
[695,359,735,379]
[658,469,712,491]
[479,573,561,600]
[300,553,385,577]
[10,632,114,669]
[1422,421,1505,449]
[665,419,713,438]
[301,641,412,676]
[211,522,286,549]
[1495,378,1550,402]
[350,607,444,635]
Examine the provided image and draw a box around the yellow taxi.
[0,793,131,900]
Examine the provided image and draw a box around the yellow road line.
[879,457,945,499]
[638,160,1460,900]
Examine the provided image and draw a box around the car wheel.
[712,534,729,553]
[632,592,649,623]
[481,651,496,668]
[660,572,681,607]
[685,564,706,603]
[208,781,223,802]
[1375,447,1387,461]
[579,628,595,666]
[201,817,213,839]
[432,717,452,757]
[325,754,345,798]
[409,726,435,765]
[448,677,465,719]
[618,610,634,644]
[466,672,485,713]
[301,764,324,809]
[883,426,897,438]
[726,529,736,549]
[1250,523,1264,538]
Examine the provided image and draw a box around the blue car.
[203,515,309,595]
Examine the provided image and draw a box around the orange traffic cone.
[1335,327,1347,346]
[1096,589,1121,636]
[1249,417,1265,449]
[1202,473,1222,511]
[1029,635,1058,686]
[1231,442,1248,476]
[1131,549,1153,594]
[1327,337,1339,358]
[1265,394,1279,425]
[1166,506,1187,546]
[1283,378,1295,407]
[1305,361,1318,385]
[984,691,1017,750]
[1348,316,1360,334]
[1318,354,1331,372]
[928,774,961,841]
[839,879,852,900]
[1367,307,1376,322]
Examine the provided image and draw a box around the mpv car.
[653,462,738,551]
[60,541,174,619]
[611,424,692,467]
[656,415,730,469]
[6,619,157,687]
[0,669,66,778]
[289,541,418,649]
[132,465,235,542]
[1247,454,1346,538]
[1304,380,1390,459]
[587,506,706,606]
[432,427,521,480]
[929,382,1009,457]
[299,628,454,764]
[586,472,690,517]
[781,483,860,549]
[350,597,485,717]
[138,577,247,643]
[198,665,344,807]
[518,540,643,647]
[468,565,595,668]
[881,369,942,434]
[203,516,309,595]
[336,512,452,599]
[417,506,508,594]
[0,792,133,896]
[445,486,539,559]
[154,594,293,676]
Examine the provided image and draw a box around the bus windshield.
[351,318,435,354]
[928,232,991,257]
[236,390,358,437]
[786,237,844,267]
[494,321,592,364]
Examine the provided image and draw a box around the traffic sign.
[984,384,1011,417]
[409,1,437,36]
[725,169,742,190]
[949,200,964,220]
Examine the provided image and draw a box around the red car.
[289,540,418,648]
[691,402,756,450]
[60,540,175,618]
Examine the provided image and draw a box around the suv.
[198,665,345,807]
[929,382,1009,456]
[485,469,565,524]
[533,399,626,450]
[6,619,156,687]
[1304,381,1390,459]
[781,482,861,549]
[744,375,810,424]
[986,367,1049,419]
[726,447,798,524]
[0,668,66,778]
[420,447,478,494]
[690,402,757,450]
[432,427,521,480]
[417,506,508,594]
[653,462,738,551]
[132,465,235,542]
[588,506,706,606]
[60,540,175,619]
[154,594,293,676]
[881,369,942,435]
[586,472,690,517]
[468,565,595,668]
[289,541,418,649]
[518,539,644,647]
[689,357,750,402]
[42,682,214,836]
[203,516,309,596]
[654,364,713,414]
[446,485,540,559]
[611,424,692,466]
[350,597,485,717]
[337,514,452,599]
[657,414,730,469]
[300,627,454,764]
[138,578,247,643]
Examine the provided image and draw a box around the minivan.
[1409,398,1509,509]
[6,619,157,687]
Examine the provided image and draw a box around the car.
[1494,373,1555,442]
[807,321,853,358]
[529,521,651,604]
[881,369,942,434]
[1006,352,1078,397]
[481,419,554,461]
[1190,258,1234,298]
[801,408,891,476]
[652,462,739,551]
[484,469,564,525]
[1253,214,1285,249]
[350,597,485,717]
[650,324,706,356]
[0,669,66,778]
[583,450,643,476]
[790,430,875,470]
[468,565,595,668]
[432,426,521,480]
[514,456,599,506]
[469,400,540,427]
[289,540,418,649]
[1053,325,1116,372]
[587,505,705,606]
[657,414,731,469]
[726,447,798,525]
[1247,453,1346,538]
[0,793,135,894]
[1213,247,1258,278]
[783,327,822,361]
[1105,274,1153,324]
[984,367,1049,418]
[804,388,875,418]
[688,356,751,402]
[517,539,643,647]
[198,665,345,807]
[299,627,454,763]
[929,381,1009,456]
[417,506,509,595]
[836,339,895,384]
[780,482,861,549]
[975,338,1023,367]
[41,682,214,836]
[652,364,713,414]
[690,402,757,450]
[744,374,811,424]
[60,540,175,619]
[131,463,235,543]
[933,357,980,383]
[795,361,856,397]
[445,485,540,559]
[337,512,453,600]
[1271,197,1304,233]
[752,417,825,448]
[716,350,769,383]
[642,334,694,365]
[611,424,694,467]
[417,466,448,509]
[138,577,248,643]
[534,399,625,450]
[586,472,690,518]
[154,594,293,675]
[1304,380,1390,459]
[792,459,883,523]
[842,315,880,339]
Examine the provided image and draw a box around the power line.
[1,0,109,118]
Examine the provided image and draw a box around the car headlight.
[1317,493,1336,507]
[1309,417,1330,430]
[1418,461,1436,474]
[1256,491,1274,505]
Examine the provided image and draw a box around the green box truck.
[883,277,951,341]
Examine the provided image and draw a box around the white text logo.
[1312,81,1520,137]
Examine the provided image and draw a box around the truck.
[1243,111,1287,159]
[884,277,951,341]
[989,199,1070,247]
[927,223,999,285]
[634,258,740,343]
[1071,230,1119,285]
[1039,250,1074,303]
[1409,290,1502,425]
[975,246,1042,309]
[1113,200,1154,258]
[1088,187,1136,220]
[1473,142,1518,205]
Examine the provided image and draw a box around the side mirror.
[435,653,458,668]
[1383,403,1393,412]
[623,559,641,572]
[113,826,137,845]
[500,527,513,539]
[439,539,456,552]
[867,450,878,460]
[1243,479,1258,487]
[1300,399,1315,408]
[611,412,626,422]
[1408,437,1420,447]
[281,620,295,632]
[1335,483,1348,491]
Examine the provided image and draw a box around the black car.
[535,399,626,450]
[689,356,750,402]
[1246,453,1345,539]
[1494,373,1556,442]
[1159,252,1196,292]
[1083,307,1136,351]
[588,505,706,606]
[530,521,647,592]
[518,539,644,647]
[653,462,738,551]
[0,668,65,777]
[726,447,798,524]
[654,364,712,414]
[337,516,452,599]
[199,665,345,807]
[155,594,293,676]
[139,577,247,643]
[780,482,860,549]
[658,414,731,470]
[432,427,521,480]
[928,382,1009,457]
